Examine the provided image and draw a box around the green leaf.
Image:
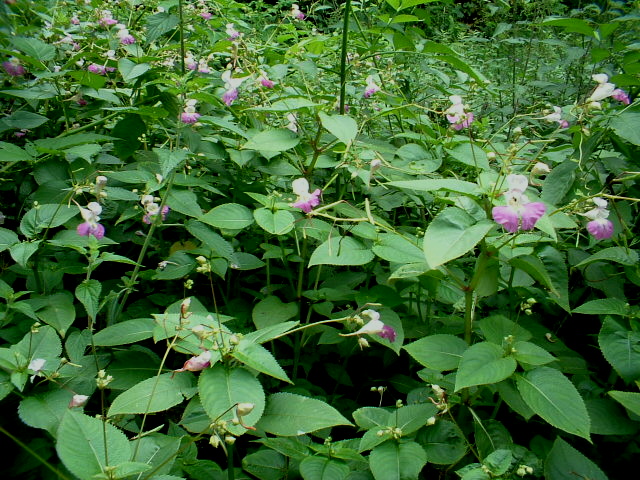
[574,246,638,268]
[516,367,591,440]
[539,246,570,312]
[145,11,180,43]
[35,133,115,151]
[199,203,254,230]
[542,18,596,37]
[243,129,300,159]
[541,160,577,205]
[242,449,287,480]
[9,241,40,267]
[0,85,58,100]
[478,314,532,344]
[249,97,322,112]
[233,341,292,383]
[0,228,19,253]
[586,398,638,435]
[11,37,56,62]
[19,389,75,435]
[131,433,182,475]
[252,296,298,330]
[370,441,426,480]
[199,366,266,436]
[573,298,629,316]
[35,292,75,337]
[424,207,493,269]
[185,220,234,260]
[403,334,468,371]
[544,437,608,480]
[455,342,517,391]
[610,112,640,145]
[352,407,390,429]
[484,449,512,476]
[446,143,490,170]
[20,204,79,238]
[472,417,513,460]
[496,380,535,420]
[0,141,33,162]
[417,420,467,465]
[395,143,441,173]
[167,189,203,218]
[513,341,556,366]
[75,279,101,320]
[608,390,640,416]
[56,410,131,480]
[598,317,640,382]
[1,111,48,130]
[308,236,374,267]
[155,148,188,179]
[319,112,358,145]
[299,456,350,480]
[108,372,192,416]
[93,319,154,346]
[257,392,353,436]
[118,58,151,82]
[372,233,424,264]
[387,179,478,195]
[394,403,439,435]
[254,208,295,235]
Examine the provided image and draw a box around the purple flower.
[291,178,321,213]
[363,75,380,98]
[77,222,106,239]
[2,58,25,76]
[542,106,569,128]
[222,89,238,106]
[612,88,630,105]
[341,310,397,343]
[259,75,275,88]
[492,174,546,233]
[181,112,201,124]
[291,4,305,20]
[584,197,614,240]
[378,325,397,342]
[143,205,170,224]
[200,12,212,20]
[175,350,212,372]
[117,29,136,45]
[77,202,105,239]
[445,95,474,130]
[98,10,118,27]
[226,23,241,40]
[87,63,107,75]
[221,70,247,106]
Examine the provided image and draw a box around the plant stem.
[339,0,352,115]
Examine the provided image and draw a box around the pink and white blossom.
[291,4,305,20]
[492,174,546,233]
[226,23,241,40]
[445,95,474,130]
[200,12,212,20]
[363,75,380,98]
[587,73,616,102]
[28,358,46,383]
[175,350,212,372]
[2,57,25,76]
[584,197,614,240]
[259,73,275,88]
[69,394,89,408]
[291,177,321,213]
[612,88,630,105]
[542,106,569,128]
[221,70,247,106]
[342,310,397,343]
[77,202,105,239]
[116,27,136,45]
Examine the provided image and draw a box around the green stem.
[227,441,235,480]
[338,0,352,114]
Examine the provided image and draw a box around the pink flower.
[492,174,546,233]
[87,63,107,75]
[226,23,241,40]
[143,205,169,224]
[445,95,474,130]
[71,16,80,25]
[181,99,201,124]
[117,29,136,45]
[291,4,305,20]
[197,59,211,74]
[69,394,89,408]
[612,88,630,105]
[2,58,25,76]
[200,12,212,20]
[291,178,321,213]
[587,73,616,102]
[98,10,118,27]
[77,202,105,239]
[259,75,275,88]
[584,197,614,240]
[341,310,397,343]
[175,350,212,372]
[221,70,247,106]
[363,75,380,98]
[542,106,569,128]
[222,89,238,106]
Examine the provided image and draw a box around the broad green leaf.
[199,203,254,230]
[446,143,490,170]
[199,366,266,436]
[455,342,517,391]
[0,85,58,100]
[586,398,638,435]
[372,233,424,264]
[573,298,629,316]
[472,417,513,460]
[243,129,300,159]
[0,228,20,252]
[0,141,33,162]
[108,372,192,416]
[1,111,48,130]
[538,246,570,312]
[417,420,467,465]
[35,292,75,337]
[512,341,556,366]
[403,334,468,371]
[608,390,640,416]
[185,220,234,259]
[93,318,154,346]
[484,449,512,476]
[319,112,358,145]
[309,236,374,267]
[11,37,56,62]
[19,389,75,435]
[254,208,295,235]
[352,407,390,429]
[242,449,288,480]
[394,403,439,435]
[252,296,298,330]
[56,410,131,480]
[257,392,352,436]
[155,148,188,179]
[544,437,608,480]
[598,317,640,382]
[35,133,114,151]
[395,143,441,173]
[370,441,426,480]
[478,315,532,344]
[233,341,292,383]
[145,11,180,43]
[75,279,101,320]
[424,207,493,269]
[496,380,535,420]
[299,456,350,480]
[118,58,151,82]
[249,97,322,112]
[541,160,577,205]
[542,18,596,37]
[516,367,591,440]
[243,321,299,345]
[167,189,203,218]
[9,241,40,267]
[131,433,182,476]
[610,111,640,145]
[574,246,638,268]
[20,204,78,238]
[387,179,478,195]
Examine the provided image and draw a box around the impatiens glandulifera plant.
[0,0,638,479]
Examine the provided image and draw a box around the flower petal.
[520,202,546,230]
[492,206,519,233]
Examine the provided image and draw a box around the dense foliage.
[0,0,639,479]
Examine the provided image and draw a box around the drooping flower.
[116,27,136,45]
[69,394,89,408]
[291,4,305,20]
[98,10,118,27]
[175,350,212,372]
[141,195,170,224]
[492,174,546,233]
[226,23,241,40]
[2,57,25,76]
[197,59,211,74]
[587,73,616,102]
[87,63,107,75]
[70,15,80,25]
[612,88,630,105]
[291,177,321,213]
[28,358,46,383]
[584,197,614,240]
[184,52,197,71]
[200,11,212,20]
[285,113,298,133]
[542,106,569,128]
[259,73,274,88]
[445,95,474,130]
[363,75,380,98]
[221,70,247,106]
[181,99,201,124]
[531,162,550,176]
[77,202,105,239]
[341,310,397,343]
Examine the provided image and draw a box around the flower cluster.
[77,202,105,239]
[492,174,546,233]
[2,57,25,77]
[226,23,241,41]
[542,106,569,128]
[291,178,321,213]
[587,73,630,105]
[141,195,170,224]
[584,197,614,240]
[98,9,118,27]
[87,63,115,75]
[445,95,474,130]
[116,25,136,45]
[181,99,201,124]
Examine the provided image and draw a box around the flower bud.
[209,435,221,448]
[237,402,255,417]
[531,162,550,175]
[224,435,236,445]
[426,416,436,426]
[69,394,89,408]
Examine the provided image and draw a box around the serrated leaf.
[512,341,556,366]
[496,379,535,420]
[608,390,640,416]
[19,389,75,435]
[199,203,254,230]
[0,228,20,252]
[610,111,640,146]
[75,279,101,320]
[199,366,265,436]
[118,58,151,82]
[309,236,374,267]
[573,298,629,316]
[9,241,40,267]
[299,456,350,480]
[145,11,180,43]
[254,208,295,235]
[544,437,608,480]
[516,367,591,440]
[167,189,203,218]
[56,410,131,480]
[319,112,358,145]
[352,407,390,429]
[446,143,490,170]
[242,449,287,480]
[252,296,298,330]
[417,420,467,465]
[108,372,192,416]
[20,204,78,238]
[0,141,33,162]
[233,341,291,383]
[93,318,154,346]
[370,441,426,480]
[403,334,468,371]
[478,315,532,344]
[243,129,299,159]
[598,316,640,382]
[455,342,517,391]
[372,233,424,264]
[574,246,638,268]
[11,37,56,62]
[35,292,75,337]
[257,392,352,436]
